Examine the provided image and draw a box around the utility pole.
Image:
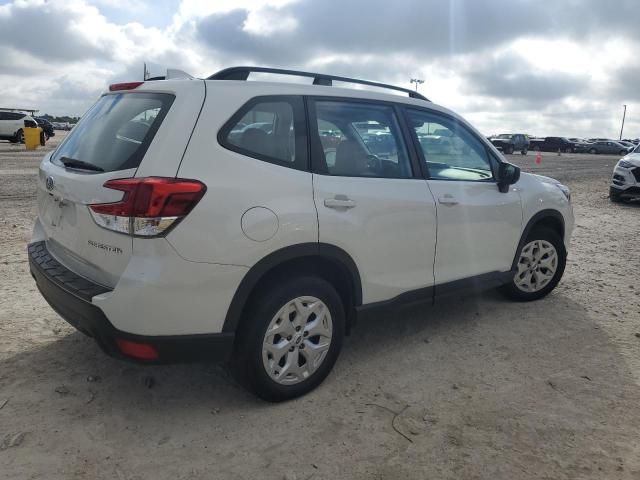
[619,104,627,140]
[143,63,150,81]
[410,78,424,92]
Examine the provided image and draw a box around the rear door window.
[51,92,174,173]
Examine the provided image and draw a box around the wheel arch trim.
[511,209,565,270]
[222,243,362,333]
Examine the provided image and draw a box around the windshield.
[52,92,174,173]
[496,134,511,139]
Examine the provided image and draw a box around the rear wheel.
[503,227,566,302]
[14,129,24,144]
[589,148,598,154]
[231,276,345,402]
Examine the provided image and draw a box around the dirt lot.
[1,135,639,480]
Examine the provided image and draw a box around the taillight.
[89,177,206,237]
[109,82,144,91]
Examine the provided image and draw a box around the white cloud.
[0,0,638,138]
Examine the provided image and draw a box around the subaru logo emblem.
[45,176,55,191]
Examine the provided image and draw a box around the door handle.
[324,195,356,209]
[438,194,459,206]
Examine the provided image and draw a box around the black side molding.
[356,270,515,321]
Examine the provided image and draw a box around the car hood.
[621,152,640,166]
[520,171,564,186]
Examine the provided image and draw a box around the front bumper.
[28,241,235,363]
[610,185,640,199]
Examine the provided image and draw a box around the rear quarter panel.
[168,82,318,267]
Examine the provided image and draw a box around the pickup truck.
[489,133,529,155]
[529,137,575,153]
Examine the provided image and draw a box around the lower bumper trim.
[29,241,235,364]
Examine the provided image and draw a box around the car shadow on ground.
[2,288,640,478]
[0,287,636,410]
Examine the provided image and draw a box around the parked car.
[586,140,632,155]
[34,117,55,140]
[610,144,640,202]
[529,137,576,153]
[568,138,593,153]
[0,110,38,143]
[489,133,530,155]
[28,66,574,401]
[617,140,635,150]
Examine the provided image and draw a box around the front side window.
[313,101,412,178]
[224,101,297,165]
[406,109,494,181]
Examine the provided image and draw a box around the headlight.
[618,160,633,169]
[554,183,571,202]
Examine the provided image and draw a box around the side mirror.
[497,162,520,193]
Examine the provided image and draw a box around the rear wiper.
[60,157,104,172]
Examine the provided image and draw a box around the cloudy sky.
[1,0,638,138]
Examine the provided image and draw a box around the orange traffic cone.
[535,152,542,164]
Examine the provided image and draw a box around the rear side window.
[219,96,307,171]
[52,93,174,173]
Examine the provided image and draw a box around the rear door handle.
[438,194,459,206]
[324,195,356,209]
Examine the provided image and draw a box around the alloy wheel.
[514,240,558,293]
[262,296,333,385]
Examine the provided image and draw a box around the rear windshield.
[52,92,174,173]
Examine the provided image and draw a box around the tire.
[504,145,514,155]
[619,150,627,156]
[565,147,573,153]
[589,148,598,154]
[15,129,24,144]
[610,187,623,203]
[231,276,345,402]
[503,227,566,302]
[521,148,528,155]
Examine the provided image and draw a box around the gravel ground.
[1,136,639,479]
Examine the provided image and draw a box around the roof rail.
[207,66,430,102]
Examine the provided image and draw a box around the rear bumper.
[28,241,235,363]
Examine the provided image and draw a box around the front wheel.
[589,148,598,154]
[232,276,345,402]
[503,227,566,302]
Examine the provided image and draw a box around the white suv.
[610,143,640,202]
[29,67,574,401]
[0,110,38,143]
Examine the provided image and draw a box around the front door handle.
[438,194,459,206]
[324,195,356,210]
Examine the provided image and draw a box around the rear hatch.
[37,81,204,288]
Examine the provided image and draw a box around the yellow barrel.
[24,127,42,150]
